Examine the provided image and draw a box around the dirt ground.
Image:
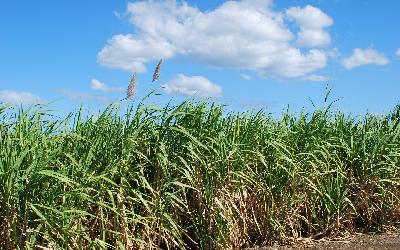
[248,233,400,250]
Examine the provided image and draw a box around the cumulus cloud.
[98,0,332,78]
[286,5,333,47]
[303,74,330,82]
[90,79,124,93]
[162,74,222,97]
[0,90,41,105]
[396,48,400,57]
[98,35,175,73]
[342,48,389,70]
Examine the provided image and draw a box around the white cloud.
[90,79,124,93]
[303,74,330,81]
[98,0,331,78]
[342,48,389,70]
[0,90,41,105]
[61,89,111,104]
[98,35,175,73]
[396,48,400,57]
[162,74,222,97]
[286,5,333,47]
[241,74,252,80]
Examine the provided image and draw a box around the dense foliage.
[0,100,399,249]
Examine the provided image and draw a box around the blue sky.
[0,0,399,115]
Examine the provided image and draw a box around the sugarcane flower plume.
[125,73,136,100]
[152,59,163,82]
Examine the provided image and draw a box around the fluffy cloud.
[90,79,124,93]
[342,48,389,70]
[303,75,330,81]
[162,74,222,97]
[98,0,332,78]
[98,35,175,73]
[396,48,400,57]
[0,90,41,105]
[286,5,333,47]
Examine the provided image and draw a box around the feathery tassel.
[121,73,136,101]
[152,59,163,82]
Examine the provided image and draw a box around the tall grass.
[0,100,399,249]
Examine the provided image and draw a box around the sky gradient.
[0,0,399,115]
